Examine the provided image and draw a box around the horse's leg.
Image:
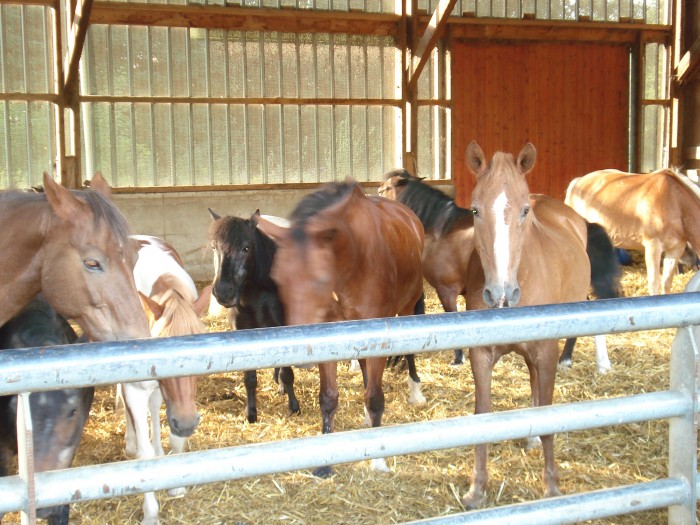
[463,347,496,510]
[313,361,338,478]
[643,240,663,295]
[278,366,300,415]
[122,383,161,525]
[435,287,465,366]
[166,433,188,497]
[661,243,685,294]
[530,343,562,499]
[594,334,611,374]
[243,370,258,423]
[404,294,426,404]
[45,504,69,525]
[557,337,576,370]
[149,386,165,457]
[365,356,390,472]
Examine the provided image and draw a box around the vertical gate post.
[16,392,36,525]
[668,273,700,525]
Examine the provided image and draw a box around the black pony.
[0,297,94,525]
[378,169,474,365]
[208,209,300,423]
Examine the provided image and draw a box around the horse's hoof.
[313,465,333,478]
[461,489,486,510]
[557,360,572,371]
[288,401,301,415]
[167,487,186,497]
[140,517,160,525]
[525,436,542,451]
[246,412,258,424]
[370,458,391,472]
[449,359,463,366]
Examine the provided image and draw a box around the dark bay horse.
[379,170,620,373]
[566,168,700,295]
[378,169,475,365]
[208,210,300,423]
[128,235,211,525]
[0,172,150,342]
[257,181,425,476]
[0,297,94,525]
[462,142,592,509]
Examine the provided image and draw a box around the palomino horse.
[124,235,211,525]
[565,168,700,295]
[378,169,475,365]
[208,210,300,423]
[0,297,94,525]
[462,142,591,509]
[0,172,150,342]
[257,181,426,476]
[378,170,619,374]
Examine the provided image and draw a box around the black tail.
[559,222,621,368]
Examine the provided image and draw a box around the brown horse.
[0,172,150,342]
[463,142,591,509]
[565,168,700,295]
[257,181,425,476]
[378,169,475,365]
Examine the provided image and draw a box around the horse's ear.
[250,209,261,226]
[517,143,537,175]
[208,208,221,221]
[138,292,163,324]
[89,172,112,199]
[256,215,289,244]
[193,285,213,318]
[466,141,487,177]
[43,171,82,221]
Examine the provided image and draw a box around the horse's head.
[39,173,151,341]
[258,185,355,326]
[377,169,423,200]
[208,209,260,309]
[467,141,536,308]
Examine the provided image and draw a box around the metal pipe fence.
[3,278,699,523]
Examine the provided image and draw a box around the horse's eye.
[242,246,250,253]
[471,208,479,217]
[83,258,103,272]
[522,206,531,217]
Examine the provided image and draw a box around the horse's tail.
[586,221,622,299]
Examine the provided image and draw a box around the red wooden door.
[451,40,630,206]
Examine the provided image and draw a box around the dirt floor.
[5,255,700,524]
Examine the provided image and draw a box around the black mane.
[289,181,357,240]
[390,173,472,236]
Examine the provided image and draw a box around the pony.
[0,172,151,342]
[123,235,211,525]
[378,170,619,374]
[208,210,300,423]
[462,142,592,509]
[257,181,426,476]
[565,168,700,295]
[0,297,94,525]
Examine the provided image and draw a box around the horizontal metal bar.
[0,390,689,512]
[405,478,688,524]
[2,293,700,396]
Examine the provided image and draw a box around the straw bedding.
[6,255,698,524]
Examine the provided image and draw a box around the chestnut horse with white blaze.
[463,142,591,509]
[257,181,425,476]
[565,168,700,295]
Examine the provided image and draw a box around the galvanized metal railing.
[2,275,699,524]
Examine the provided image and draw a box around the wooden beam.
[63,0,93,105]
[90,2,401,36]
[448,18,670,44]
[80,95,402,106]
[407,0,458,92]
[675,37,700,86]
[0,0,54,6]
[685,146,700,160]
[0,92,58,103]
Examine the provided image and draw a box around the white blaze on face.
[492,191,510,285]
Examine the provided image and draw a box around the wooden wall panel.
[451,40,630,206]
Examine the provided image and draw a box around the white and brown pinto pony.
[463,142,591,509]
[565,168,700,295]
[123,235,211,525]
[257,181,426,477]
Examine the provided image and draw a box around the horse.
[462,142,592,509]
[378,170,619,374]
[208,210,300,424]
[124,235,211,525]
[0,172,151,342]
[0,297,94,525]
[565,167,700,295]
[257,181,426,476]
[378,169,475,366]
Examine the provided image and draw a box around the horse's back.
[133,237,198,302]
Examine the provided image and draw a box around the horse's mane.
[1,187,132,247]
[391,173,472,236]
[150,286,205,338]
[662,168,700,203]
[289,181,357,240]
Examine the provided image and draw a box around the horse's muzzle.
[483,282,521,308]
